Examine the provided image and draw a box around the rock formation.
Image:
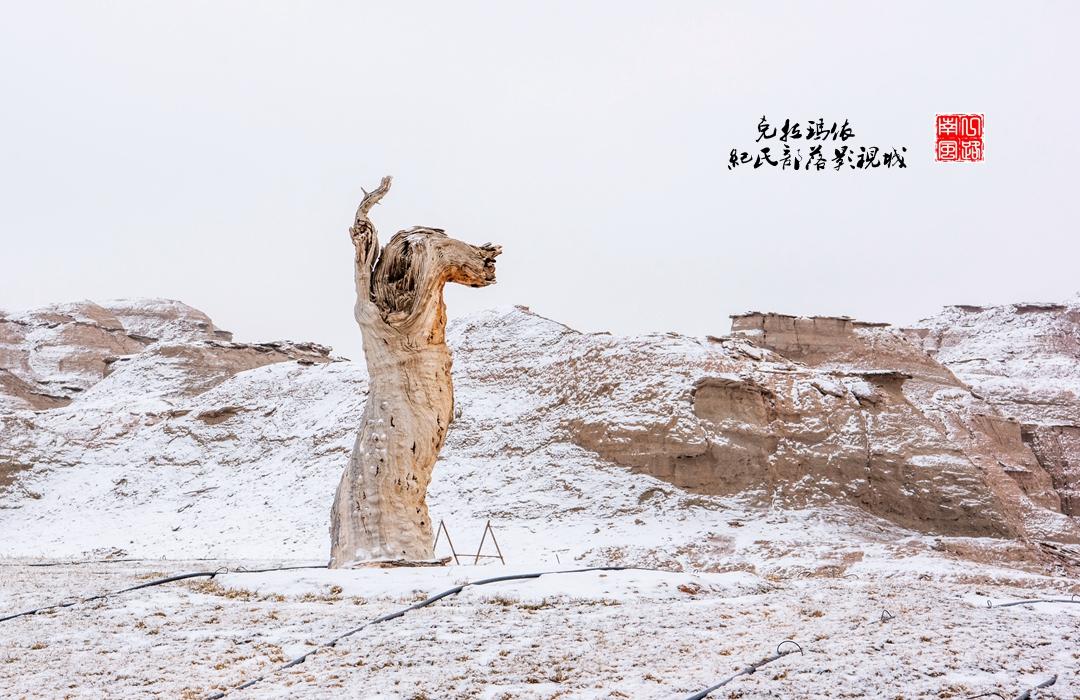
[0,299,330,494]
[0,298,241,406]
[724,312,1065,539]
[0,296,1077,565]
[548,309,1073,541]
[907,299,1080,516]
[328,177,502,567]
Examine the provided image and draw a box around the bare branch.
[353,175,392,227]
[350,176,393,306]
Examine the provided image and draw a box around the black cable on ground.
[1013,674,1057,700]
[203,565,663,699]
[0,565,329,623]
[0,570,225,623]
[0,557,233,568]
[963,671,1060,700]
[682,640,803,700]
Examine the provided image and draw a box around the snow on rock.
[908,299,1080,426]
[908,297,1080,516]
[98,298,233,342]
[0,300,146,405]
[0,298,1078,571]
[0,298,239,411]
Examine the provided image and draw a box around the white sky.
[2,2,1077,360]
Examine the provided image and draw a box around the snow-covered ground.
[0,558,1076,698]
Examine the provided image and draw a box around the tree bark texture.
[329,177,501,567]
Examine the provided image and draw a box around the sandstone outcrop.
[0,298,240,410]
[0,299,331,491]
[727,312,1067,540]
[907,299,1080,516]
[555,310,1074,541]
[0,298,1076,562]
[99,298,233,343]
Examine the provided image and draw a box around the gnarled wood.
[329,176,501,567]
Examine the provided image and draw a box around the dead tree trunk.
[329,176,501,567]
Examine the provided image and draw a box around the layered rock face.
[0,298,1076,561]
[0,299,331,491]
[726,312,1068,539]
[0,301,146,410]
[0,299,240,412]
[556,311,1074,540]
[453,306,1075,542]
[907,298,1080,516]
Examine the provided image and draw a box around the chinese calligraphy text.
[729,116,908,171]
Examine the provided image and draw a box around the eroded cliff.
[0,298,1077,561]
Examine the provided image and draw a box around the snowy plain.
[1,555,1076,699]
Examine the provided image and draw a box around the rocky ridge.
[0,297,1077,567]
[906,299,1080,516]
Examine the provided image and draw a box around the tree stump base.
[344,556,454,569]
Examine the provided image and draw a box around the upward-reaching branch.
[354,176,392,225]
[350,176,393,304]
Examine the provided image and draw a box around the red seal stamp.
[936,114,983,162]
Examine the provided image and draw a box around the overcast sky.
[2,2,1077,359]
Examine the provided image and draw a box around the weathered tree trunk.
[329,176,501,567]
